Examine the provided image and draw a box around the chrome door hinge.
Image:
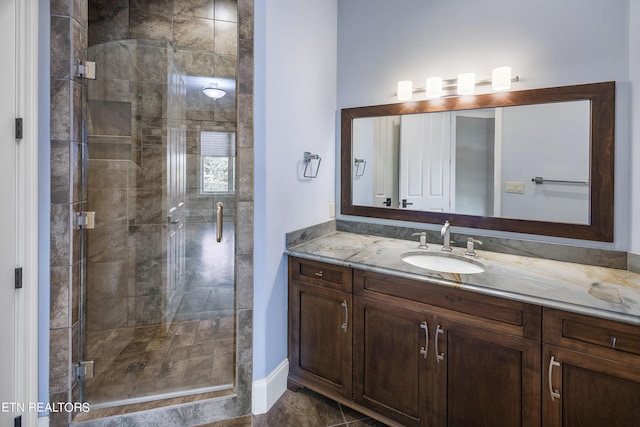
[76,211,96,230]
[76,361,95,380]
[76,60,96,79]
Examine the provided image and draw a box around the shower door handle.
[216,202,223,242]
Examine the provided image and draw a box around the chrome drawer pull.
[420,321,429,359]
[341,301,348,332]
[610,336,617,349]
[314,271,324,277]
[548,356,561,401]
[435,325,445,362]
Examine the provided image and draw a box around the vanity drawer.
[354,269,540,340]
[544,308,640,362]
[289,257,352,293]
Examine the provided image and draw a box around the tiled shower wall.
[50,0,254,425]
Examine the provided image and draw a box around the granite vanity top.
[285,232,640,326]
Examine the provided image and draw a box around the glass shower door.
[81,39,237,407]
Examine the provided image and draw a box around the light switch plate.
[329,202,336,218]
[505,181,525,194]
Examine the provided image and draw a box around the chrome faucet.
[441,221,452,252]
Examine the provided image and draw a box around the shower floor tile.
[84,316,235,405]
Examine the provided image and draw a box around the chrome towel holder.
[354,158,367,177]
[532,176,589,185]
[303,152,321,178]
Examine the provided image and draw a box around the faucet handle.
[412,232,428,250]
[465,237,483,257]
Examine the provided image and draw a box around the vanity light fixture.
[203,83,226,100]
[457,72,476,95]
[397,80,413,101]
[492,66,512,91]
[396,67,519,100]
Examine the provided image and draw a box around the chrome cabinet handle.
[435,325,445,362]
[314,271,324,277]
[216,202,223,242]
[341,301,348,332]
[610,336,617,349]
[548,356,561,401]
[420,321,429,359]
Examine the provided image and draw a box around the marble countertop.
[285,232,640,326]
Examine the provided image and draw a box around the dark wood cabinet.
[353,268,541,427]
[287,257,640,427]
[433,317,541,427]
[288,257,352,400]
[353,297,433,427]
[543,308,640,427]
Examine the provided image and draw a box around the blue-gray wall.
[253,0,338,380]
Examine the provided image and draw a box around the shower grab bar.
[532,176,589,185]
[216,202,223,242]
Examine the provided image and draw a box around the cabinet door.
[288,280,352,399]
[353,297,432,427]
[433,319,541,427]
[543,344,640,427]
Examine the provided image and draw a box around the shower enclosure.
[81,39,237,407]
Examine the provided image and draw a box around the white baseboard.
[252,359,289,415]
[37,415,49,427]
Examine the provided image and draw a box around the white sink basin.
[401,251,486,275]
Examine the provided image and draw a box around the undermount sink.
[401,251,486,275]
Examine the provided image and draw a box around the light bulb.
[457,73,476,95]
[492,66,512,91]
[397,80,413,101]
[426,77,443,99]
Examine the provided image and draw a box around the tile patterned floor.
[195,388,390,427]
[85,316,235,404]
[84,222,237,405]
[250,389,389,427]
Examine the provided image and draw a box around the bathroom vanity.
[286,232,640,427]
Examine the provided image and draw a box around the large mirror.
[341,82,615,241]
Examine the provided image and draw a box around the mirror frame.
[341,81,615,242]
